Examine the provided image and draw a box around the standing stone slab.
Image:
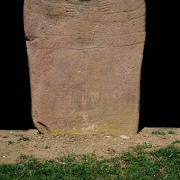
[24,0,145,135]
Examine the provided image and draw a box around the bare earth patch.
[0,128,179,164]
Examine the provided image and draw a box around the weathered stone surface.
[24,0,145,135]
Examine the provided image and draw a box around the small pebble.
[105,136,111,138]
[120,135,130,140]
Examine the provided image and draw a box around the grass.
[7,141,15,145]
[172,140,180,145]
[168,131,176,135]
[0,146,179,180]
[152,131,166,135]
[18,135,30,142]
[131,142,153,151]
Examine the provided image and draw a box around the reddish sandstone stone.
[24,0,145,134]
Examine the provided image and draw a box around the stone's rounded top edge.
[24,0,145,18]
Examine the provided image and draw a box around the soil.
[0,128,179,164]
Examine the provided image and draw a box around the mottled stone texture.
[24,0,145,135]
